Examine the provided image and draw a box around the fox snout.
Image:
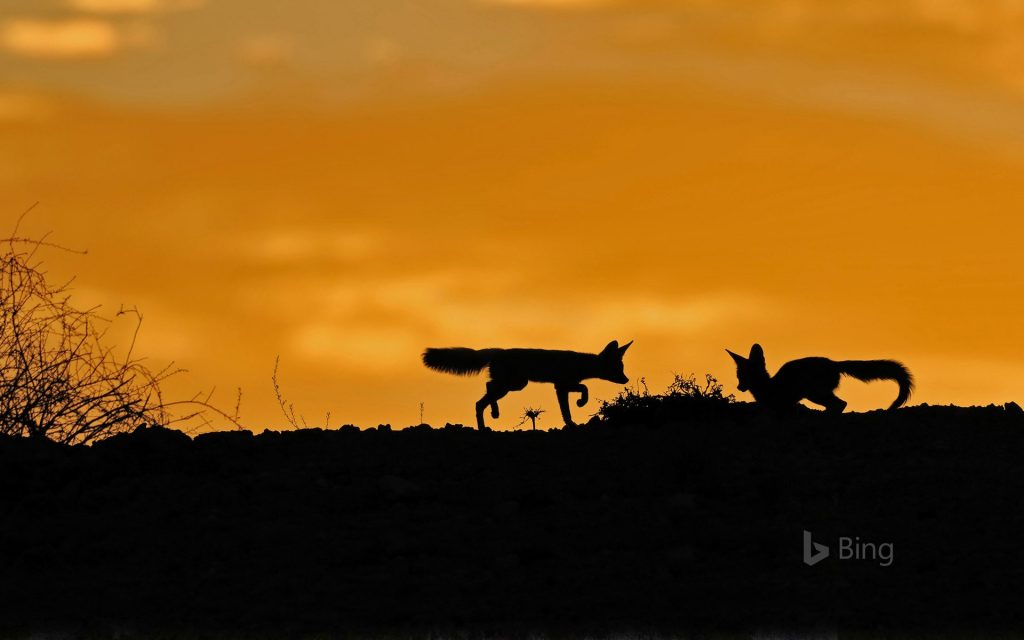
[613,374,629,384]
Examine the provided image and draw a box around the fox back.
[423,341,631,385]
[487,347,629,385]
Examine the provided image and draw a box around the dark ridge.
[1,402,1023,636]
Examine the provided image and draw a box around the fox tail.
[838,360,915,409]
[422,347,497,376]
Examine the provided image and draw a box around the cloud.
[235,228,378,264]
[364,36,402,66]
[0,18,120,58]
[67,0,204,13]
[265,263,771,375]
[0,91,54,121]
[479,0,614,9]
[288,322,423,374]
[236,34,294,67]
[417,292,774,349]
[902,354,1024,407]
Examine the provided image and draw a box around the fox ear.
[601,340,619,356]
[749,343,765,364]
[617,340,633,357]
[726,349,745,365]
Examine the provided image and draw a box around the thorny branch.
[0,211,241,443]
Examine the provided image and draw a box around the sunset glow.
[3,0,1022,429]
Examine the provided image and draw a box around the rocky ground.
[1,402,1023,636]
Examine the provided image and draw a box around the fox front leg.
[554,385,576,426]
[808,391,848,414]
[569,383,589,407]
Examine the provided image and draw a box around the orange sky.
[2,0,1023,430]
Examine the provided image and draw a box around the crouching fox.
[422,340,633,429]
[726,343,913,412]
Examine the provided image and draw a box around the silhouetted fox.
[423,340,632,429]
[726,343,913,412]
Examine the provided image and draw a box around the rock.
[378,474,419,498]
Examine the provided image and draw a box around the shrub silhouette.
[0,213,236,443]
[597,373,734,424]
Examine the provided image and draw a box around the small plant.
[518,406,546,430]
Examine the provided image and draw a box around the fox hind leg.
[475,381,504,429]
[490,379,528,418]
[476,379,527,429]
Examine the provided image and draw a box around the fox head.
[598,340,632,384]
[726,343,769,394]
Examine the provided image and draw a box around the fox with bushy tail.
[423,340,633,429]
[726,343,913,412]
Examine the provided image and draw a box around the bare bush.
[597,373,734,424]
[0,210,238,443]
[272,355,330,430]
